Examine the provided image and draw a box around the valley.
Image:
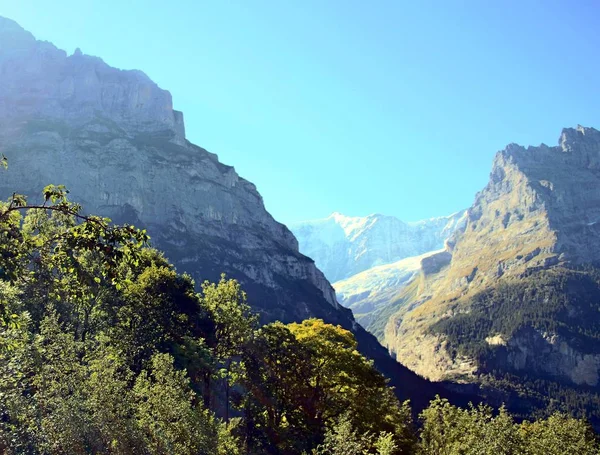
[1,8,600,454]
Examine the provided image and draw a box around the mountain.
[0,16,456,410]
[290,211,467,283]
[378,125,600,423]
[290,211,466,331]
[0,16,332,322]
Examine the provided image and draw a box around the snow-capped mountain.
[289,211,467,283]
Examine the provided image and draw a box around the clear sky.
[2,1,599,224]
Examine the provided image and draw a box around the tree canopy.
[0,175,597,454]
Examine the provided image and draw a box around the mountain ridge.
[0,13,340,322]
[290,210,467,283]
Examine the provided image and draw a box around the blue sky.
[2,1,599,223]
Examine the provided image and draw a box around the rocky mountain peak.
[383,125,600,383]
[0,18,185,143]
[495,126,600,171]
[455,125,600,285]
[560,125,600,158]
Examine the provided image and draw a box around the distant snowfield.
[290,210,466,283]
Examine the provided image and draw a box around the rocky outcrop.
[421,250,452,276]
[290,211,467,283]
[499,328,600,387]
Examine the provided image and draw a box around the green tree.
[0,182,149,349]
[31,311,93,454]
[84,340,141,453]
[241,322,316,453]
[241,319,414,454]
[419,396,599,455]
[312,414,373,455]
[374,432,399,455]
[288,319,415,448]
[201,275,257,419]
[520,412,599,455]
[133,353,220,455]
[419,397,524,455]
[0,186,240,454]
[0,312,37,454]
[112,261,207,369]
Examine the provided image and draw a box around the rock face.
[0,16,453,409]
[0,16,340,323]
[443,126,600,292]
[290,211,467,283]
[382,126,600,389]
[500,328,600,387]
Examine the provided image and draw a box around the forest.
[430,266,600,427]
[0,179,598,454]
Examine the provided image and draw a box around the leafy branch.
[0,159,150,337]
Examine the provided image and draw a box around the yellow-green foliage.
[419,396,599,455]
